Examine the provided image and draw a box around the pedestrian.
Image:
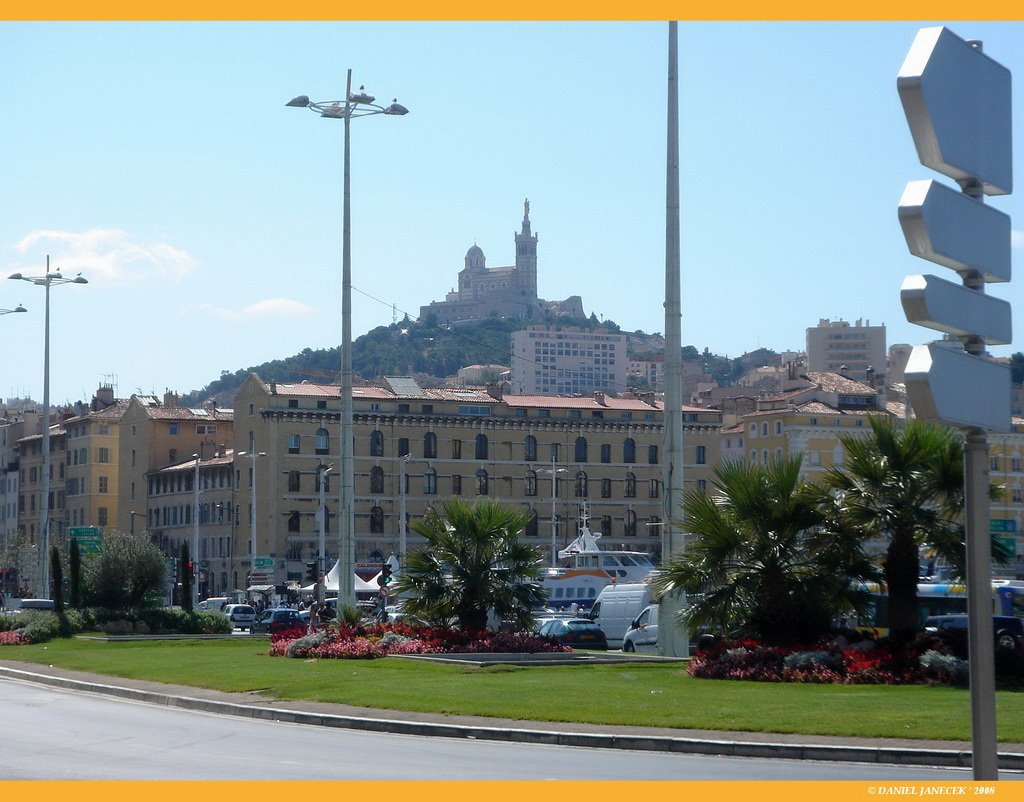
[0,589,6,612]
[307,601,320,634]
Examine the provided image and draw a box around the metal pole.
[39,263,51,598]
[965,431,999,778]
[339,68,356,606]
[399,455,410,561]
[659,20,687,658]
[193,454,201,608]
[318,464,332,605]
[550,457,558,564]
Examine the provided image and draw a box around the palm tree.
[655,456,877,646]
[823,416,967,642]
[393,498,547,632]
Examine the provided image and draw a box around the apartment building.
[62,398,131,534]
[116,393,233,536]
[511,326,628,396]
[145,451,238,598]
[805,318,887,381]
[233,373,722,588]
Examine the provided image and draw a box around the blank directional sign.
[901,274,1011,344]
[898,179,1011,282]
[904,343,1011,432]
[898,26,1012,195]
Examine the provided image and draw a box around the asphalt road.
[0,676,995,781]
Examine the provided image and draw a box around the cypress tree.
[69,538,82,609]
[50,545,65,614]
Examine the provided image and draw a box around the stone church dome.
[464,244,486,270]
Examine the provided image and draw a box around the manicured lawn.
[3,637,1023,743]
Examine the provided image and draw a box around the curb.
[3,664,1023,771]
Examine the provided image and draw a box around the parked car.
[537,617,608,650]
[223,604,257,631]
[250,608,303,635]
[197,596,229,612]
[622,603,659,654]
[924,614,1024,653]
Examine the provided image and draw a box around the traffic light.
[306,561,318,583]
[380,562,392,585]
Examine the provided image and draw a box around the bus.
[856,580,1024,635]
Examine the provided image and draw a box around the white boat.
[538,506,656,610]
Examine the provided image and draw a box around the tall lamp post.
[287,73,408,605]
[9,257,87,599]
[192,453,201,608]
[0,305,27,317]
[237,450,266,584]
[317,462,334,604]
[539,458,567,565]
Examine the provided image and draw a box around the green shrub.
[19,611,62,644]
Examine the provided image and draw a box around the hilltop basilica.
[418,200,584,325]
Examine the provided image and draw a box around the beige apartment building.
[805,318,887,382]
[62,398,131,534]
[116,393,233,536]
[233,374,722,588]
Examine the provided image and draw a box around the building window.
[288,511,300,533]
[370,506,384,533]
[524,435,537,462]
[475,434,488,460]
[315,428,329,455]
[524,510,539,537]
[288,399,299,409]
[98,476,109,494]
[625,510,637,537]
[525,470,537,497]
[623,438,636,464]
[625,472,636,498]
[370,466,384,494]
[424,468,437,495]
[575,470,588,498]
[288,471,301,493]
[601,478,612,498]
[370,430,384,457]
[169,422,178,436]
[696,445,706,465]
[600,443,611,464]
[424,432,437,459]
[452,474,462,495]
[775,420,783,435]
[288,434,300,454]
[98,447,110,463]
[550,443,559,462]
[476,468,489,496]
[648,445,658,464]
[398,437,410,458]
[574,436,587,463]
[601,515,612,535]
[649,479,660,498]
[452,439,462,460]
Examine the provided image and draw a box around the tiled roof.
[803,371,876,394]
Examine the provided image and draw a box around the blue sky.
[1,21,1022,404]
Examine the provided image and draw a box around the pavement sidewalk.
[2,658,1023,772]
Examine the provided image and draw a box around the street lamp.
[237,450,266,582]
[0,305,26,316]
[539,458,567,565]
[317,462,334,604]
[9,256,87,599]
[287,72,408,605]
[192,453,201,608]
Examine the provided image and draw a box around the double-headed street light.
[9,257,87,599]
[286,72,408,605]
[237,449,266,584]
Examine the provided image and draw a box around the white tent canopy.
[301,556,398,594]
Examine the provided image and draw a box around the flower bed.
[0,629,29,646]
[687,632,1017,686]
[268,621,572,660]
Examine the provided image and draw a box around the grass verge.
[3,637,1023,743]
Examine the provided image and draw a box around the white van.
[197,597,229,612]
[622,603,659,653]
[588,583,658,649]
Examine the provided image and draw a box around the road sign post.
[897,26,1012,781]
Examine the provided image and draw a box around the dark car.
[924,615,1024,653]
[537,617,609,650]
[250,608,303,635]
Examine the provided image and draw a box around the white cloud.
[187,298,317,322]
[1013,230,1024,249]
[12,228,195,283]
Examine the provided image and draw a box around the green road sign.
[254,557,274,570]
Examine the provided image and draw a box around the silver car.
[223,604,257,631]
